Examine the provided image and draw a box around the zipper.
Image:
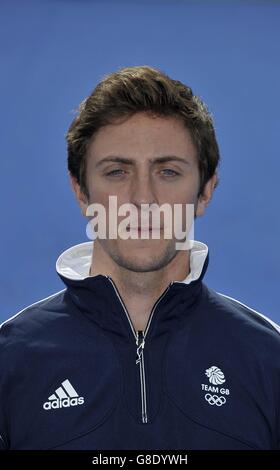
[136,330,147,423]
[106,275,172,423]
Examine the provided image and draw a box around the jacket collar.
[56,240,209,340]
[56,240,208,284]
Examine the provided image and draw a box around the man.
[0,66,279,450]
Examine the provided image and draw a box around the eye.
[105,169,126,177]
[160,168,180,177]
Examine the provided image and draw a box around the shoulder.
[0,288,67,351]
[216,290,279,334]
[201,284,280,353]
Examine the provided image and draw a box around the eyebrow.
[95,155,191,167]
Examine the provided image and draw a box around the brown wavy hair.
[66,65,220,199]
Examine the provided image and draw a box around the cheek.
[158,180,199,205]
[179,171,200,202]
[87,175,112,203]
[87,186,132,218]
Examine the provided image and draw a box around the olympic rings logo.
[205,393,226,406]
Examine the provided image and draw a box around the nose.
[130,173,157,208]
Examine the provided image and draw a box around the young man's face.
[73,112,215,273]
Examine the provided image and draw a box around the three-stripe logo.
[43,379,84,410]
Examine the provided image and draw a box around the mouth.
[126,226,162,232]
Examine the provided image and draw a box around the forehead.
[87,112,197,163]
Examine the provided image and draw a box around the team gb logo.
[205,366,226,385]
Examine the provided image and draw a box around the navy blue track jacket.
[0,240,280,450]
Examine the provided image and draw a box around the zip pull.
[136,330,145,365]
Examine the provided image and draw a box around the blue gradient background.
[1,0,279,322]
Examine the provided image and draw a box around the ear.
[68,172,89,217]
[196,172,218,217]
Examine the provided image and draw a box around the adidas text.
[43,396,84,410]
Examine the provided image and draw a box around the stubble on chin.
[101,239,179,273]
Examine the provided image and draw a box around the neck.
[89,241,191,332]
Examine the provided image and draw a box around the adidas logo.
[43,379,84,410]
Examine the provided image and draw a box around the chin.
[111,240,176,273]
[116,257,164,273]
